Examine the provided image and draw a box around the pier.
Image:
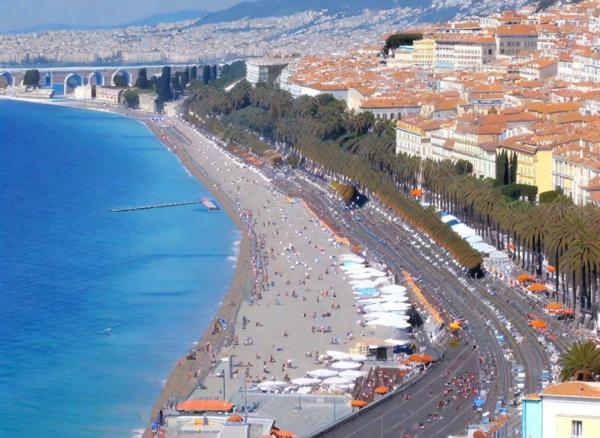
[109,200,206,213]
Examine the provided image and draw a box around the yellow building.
[413,38,436,68]
[497,136,554,194]
[522,381,600,438]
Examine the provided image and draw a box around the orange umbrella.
[351,399,368,408]
[531,319,548,329]
[410,188,423,197]
[176,400,234,412]
[546,302,563,311]
[517,274,534,283]
[546,265,557,273]
[227,414,244,423]
[449,321,461,331]
[374,386,389,395]
[528,283,547,292]
[408,354,433,363]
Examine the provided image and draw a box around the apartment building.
[412,37,436,68]
[553,135,600,205]
[522,382,600,438]
[497,135,554,193]
[435,35,497,70]
[496,24,538,57]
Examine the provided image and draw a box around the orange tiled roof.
[542,382,600,398]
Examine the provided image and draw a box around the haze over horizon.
[0,0,244,32]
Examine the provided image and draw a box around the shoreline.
[2,96,256,435]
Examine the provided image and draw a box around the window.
[572,420,582,438]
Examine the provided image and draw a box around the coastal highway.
[313,343,481,438]
[269,171,561,436]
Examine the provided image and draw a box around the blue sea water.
[0,100,239,437]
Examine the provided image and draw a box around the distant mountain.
[121,9,207,27]
[199,0,424,24]
[198,0,536,25]
[2,9,207,34]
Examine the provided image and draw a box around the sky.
[0,0,243,32]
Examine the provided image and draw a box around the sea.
[0,99,239,437]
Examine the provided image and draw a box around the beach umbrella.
[308,369,338,378]
[528,283,547,292]
[339,369,367,380]
[530,319,547,329]
[258,381,287,391]
[546,302,563,312]
[297,386,312,395]
[291,377,321,386]
[326,350,351,360]
[374,386,389,395]
[322,376,353,385]
[351,399,368,408]
[517,273,534,283]
[380,285,407,294]
[330,361,362,370]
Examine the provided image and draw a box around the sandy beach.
[137,115,392,422]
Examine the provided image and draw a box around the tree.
[510,152,518,184]
[454,159,473,175]
[23,69,40,88]
[135,68,149,89]
[122,89,139,109]
[383,33,423,55]
[559,340,600,381]
[157,66,172,102]
[202,65,211,84]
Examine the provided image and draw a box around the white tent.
[338,370,367,380]
[451,223,476,239]
[466,235,483,244]
[441,214,459,223]
[350,273,375,280]
[330,361,362,370]
[374,277,391,287]
[351,279,377,288]
[322,376,353,385]
[341,254,365,262]
[367,318,411,329]
[307,369,338,378]
[364,302,411,312]
[378,293,410,302]
[326,350,352,360]
[380,285,407,294]
[362,311,405,320]
[384,338,410,346]
[291,377,321,386]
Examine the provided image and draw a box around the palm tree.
[559,340,600,382]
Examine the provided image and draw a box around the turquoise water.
[0,100,239,437]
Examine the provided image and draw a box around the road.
[269,170,565,436]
